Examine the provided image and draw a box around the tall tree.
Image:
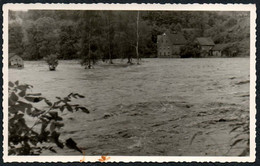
[136,11,140,65]
[9,21,24,56]
[59,21,78,59]
[102,11,115,64]
[78,11,101,69]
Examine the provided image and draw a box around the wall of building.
[157,35,172,58]
[9,56,24,67]
[212,50,222,57]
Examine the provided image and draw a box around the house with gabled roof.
[194,37,215,57]
[212,43,238,57]
[9,53,24,68]
[157,31,187,58]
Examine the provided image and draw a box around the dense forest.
[9,10,250,62]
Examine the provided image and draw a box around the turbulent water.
[9,58,250,156]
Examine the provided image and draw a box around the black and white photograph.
[3,4,256,162]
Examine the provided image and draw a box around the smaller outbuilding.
[9,54,24,68]
[212,44,227,57]
[195,37,215,57]
[212,44,239,57]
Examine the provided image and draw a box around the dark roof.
[196,37,215,46]
[9,53,22,60]
[212,44,228,51]
[165,32,187,45]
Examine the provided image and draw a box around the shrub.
[180,43,200,58]
[8,81,89,155]
[45,54,59,71]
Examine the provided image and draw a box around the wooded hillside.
[9,10,250,60]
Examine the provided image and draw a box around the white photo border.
[2,3,257,163]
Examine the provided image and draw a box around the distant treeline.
[9,10,250,60]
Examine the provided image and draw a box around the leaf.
[66,105,73,112]
[65,138,82,153]
[17,101,32,109]
[51,131,64,148]
[44,99,52,106]
[27,93,42,96]
[16,113,24,119]
[79,107,89,114]
[29,136,38,146]
[54,100,61,106]
[10,92,18,102]
[56,97,61,100]
[63,97,71,103]
[9,81,14,87]
[40,122,48,133]
[68,93,73,98]
[17,84,32,91]
[12,104,26,113]
[9,107,18,114]
[48,112,62,121]
[50,122,56,132]
[8,98,16,106]
[26,107,32,115]
[49,147,57,153]
[25,96,44,103]
[31,108,45,117]
[74,93,85,98]
[14,80,19,86]
[18,90,26,97]
[54,122,64,129]
[59,105,65,112]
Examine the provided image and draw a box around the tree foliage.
[8,81,89,155]
[9,10,250,61]
[180,42,200,58]
[45,54,59,71]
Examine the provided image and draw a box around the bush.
[45,54,59,71]
[8,81,89,155]
[180,43,200,58]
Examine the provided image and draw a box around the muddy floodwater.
[9,58,250,156]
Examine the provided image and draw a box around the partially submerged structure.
[157,31,187,58]
[194,37,215,57]
[212,44,239,57]
[212,44,228,57]
[9,54,24,68]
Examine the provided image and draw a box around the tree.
[101,11,116,64]
[45,54,59,71]
[136,11,140,65]
[59,21,78,59]
[35,17,59,59]
[23,17,59,60]
[180,42,200,58]
[9,21,24,56]
[78,11,102,69]
[175,23,182,32]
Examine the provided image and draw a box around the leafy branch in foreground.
[8,81,89,155]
